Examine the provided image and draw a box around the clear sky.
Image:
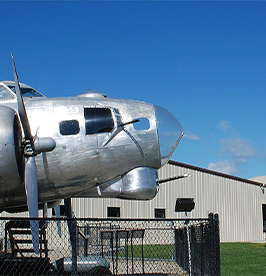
[1,1,266,180]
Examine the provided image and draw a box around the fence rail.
[0,214,220,275]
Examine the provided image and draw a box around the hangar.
[71,160,266,243]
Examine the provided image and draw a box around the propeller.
[11,54,56,253]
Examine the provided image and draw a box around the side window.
[133,118,150,130]
[59,120,80,136]
[84,108,114,135]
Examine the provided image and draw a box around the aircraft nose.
[155,105,183,166]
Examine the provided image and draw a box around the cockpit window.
[59,120,80,136]
[7,85,44,98]
[0,85,15,100]
[84,108,114,135]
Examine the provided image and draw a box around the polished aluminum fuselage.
[0,96,161,209]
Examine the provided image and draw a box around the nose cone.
[155,105,183,166]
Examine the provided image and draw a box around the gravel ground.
[106,258,189,276]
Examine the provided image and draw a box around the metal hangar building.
[72,160,266,243]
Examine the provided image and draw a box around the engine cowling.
[0,106,24,193]
[83,167,159,200]
[119,167,159,200]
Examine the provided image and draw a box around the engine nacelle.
[119,167,159,200]
[0,106,23,193]
[85,167,159,200]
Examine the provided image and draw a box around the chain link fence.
[174,213,220,276]
[0,214,220,275]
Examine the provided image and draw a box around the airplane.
[0,55,184,252]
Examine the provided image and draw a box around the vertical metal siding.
[72,163,266,242]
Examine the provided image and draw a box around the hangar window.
[262,205,266,232]
[107,207,120,218]
[59,120,80,136]
[155,208,166,219]
[84,108,114,135]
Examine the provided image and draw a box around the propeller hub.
[34,137,56,154]
[23,140,36,157]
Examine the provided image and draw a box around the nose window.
[155,105,183,166]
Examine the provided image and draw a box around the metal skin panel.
[0,106,23,193]
[0,93,183,211]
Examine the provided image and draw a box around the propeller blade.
[11,54,32,140]
[54,205,62,238]
[11,55,39,253]
[25,156,39,253]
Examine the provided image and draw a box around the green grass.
[221,243,266,276]
[119,243,266,275]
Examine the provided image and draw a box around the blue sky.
[1,1,266,179]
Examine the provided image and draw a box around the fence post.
[190,226,195,275]
[182,228,185,270]
[200,223,204,276]
[183,227,188,272]
[185,222,192,276]
[214,213,220,276]
[208,213,215,276]
[175,228,182,266]
[84,236,88,257]
[179,229,182,267]
[70,219,77,276]
[208,213,220,276]
[174,228,179,263]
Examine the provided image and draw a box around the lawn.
[119,243,266,275]
[220,243,266,276]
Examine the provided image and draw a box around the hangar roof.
[169,160,265,187]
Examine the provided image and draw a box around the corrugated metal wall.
[72,162,266,242]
